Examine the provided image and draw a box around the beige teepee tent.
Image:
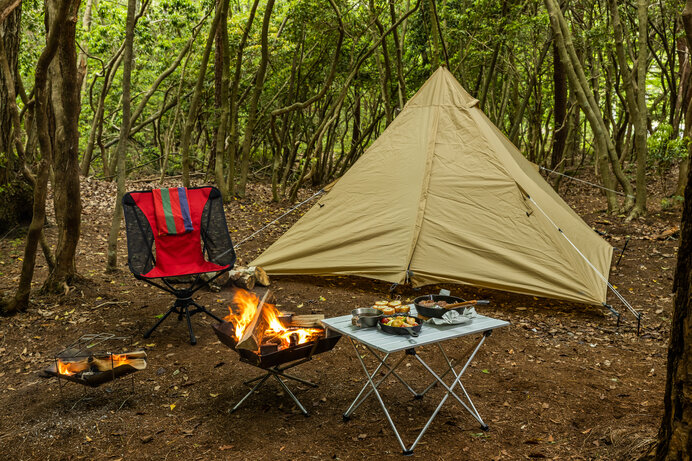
[252,67,613,305]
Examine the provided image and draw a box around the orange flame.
[225,290,322,350]
[56,359,89,376]
[110,353,136,368]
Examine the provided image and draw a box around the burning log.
[54,351,148,375]
[236,290,273,351]
[89,351,147,372]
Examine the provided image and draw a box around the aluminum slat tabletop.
[321,306,510,353]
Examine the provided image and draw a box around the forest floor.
[0,170,683,460]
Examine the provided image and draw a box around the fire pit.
[213,289,340,416]
[42,334,147,394]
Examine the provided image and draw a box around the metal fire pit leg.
[273,374,309,416]
[230,373,271,413]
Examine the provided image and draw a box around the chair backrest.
[122,186,236,278]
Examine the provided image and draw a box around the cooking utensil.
[378,316,422,336]
[351,307,382,328]
[414,295,490,318]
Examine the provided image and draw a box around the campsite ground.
[0,172,682,460]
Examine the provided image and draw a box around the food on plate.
[382,307,395,316]
[375,300,389,306]
[395,305,410,314]
[381,316,418,328]
[388,300,402,308]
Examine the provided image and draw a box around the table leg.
[411,334,489,451]
[363,344,420,397]
[343,339,408,419]
[345,337,408,454]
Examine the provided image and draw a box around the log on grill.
[236,290,273,351]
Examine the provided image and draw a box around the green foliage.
[647,123,689,174]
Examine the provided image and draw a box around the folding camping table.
[321,308,509,455]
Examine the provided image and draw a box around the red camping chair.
[122,186,236,344]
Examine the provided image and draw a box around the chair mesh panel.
[123,195,155,276]
[201,191,236,266]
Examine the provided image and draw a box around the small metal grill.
[43,333,147,395]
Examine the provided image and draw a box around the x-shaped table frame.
[321,310,508,455]
[343,332,490,455]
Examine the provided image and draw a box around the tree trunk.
[641,3,692,455]
[236,0,276,197]
[609,0,648,219]
[552,42,568,169]
[42,0,83,293]
[213,0,231,199]
[104,0,136,273]
[545,0,631,212]
[0,1,20,185]
[644,112,692,461]
[2,0,71,314]
[179,6,223,187]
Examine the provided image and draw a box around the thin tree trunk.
[545,0,628,212]
[76,0,96,95]
[105,0,136,272]
[552,42,568,169]
[179,6,223,187]
[236,0,276,197]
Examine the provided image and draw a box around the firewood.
[249,266,270,286]
[236,290,273,351]
[90,351,148,371]
[227,266,270,289]
[289,314,325,328]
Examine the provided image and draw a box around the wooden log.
[236,290,273,351]
[289,314,325,328]
[90,350,148,371]
[227,265,270,289]
[249,266,270,286]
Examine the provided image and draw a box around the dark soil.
[0,172,682,460]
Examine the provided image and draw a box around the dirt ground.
[0,172,683,460]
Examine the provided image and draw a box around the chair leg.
[184,305,197,345]
[143,305,177,339]
[191,301,223,323]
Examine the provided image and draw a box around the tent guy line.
[526,195,641,328]
[539,165,636,199]
[231,189,326,251]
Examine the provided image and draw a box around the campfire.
[225,289,324,353]
[212,289,341,415]
[42,334,147,389]
[212,289,341,369]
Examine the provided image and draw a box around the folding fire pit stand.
[212,321,341,416]
[321,308,509,455]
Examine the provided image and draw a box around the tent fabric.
[251,67,612,305]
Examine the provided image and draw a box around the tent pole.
[526,196,641,333]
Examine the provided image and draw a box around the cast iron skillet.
[378,315,422,337]
[414,294,490,319]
